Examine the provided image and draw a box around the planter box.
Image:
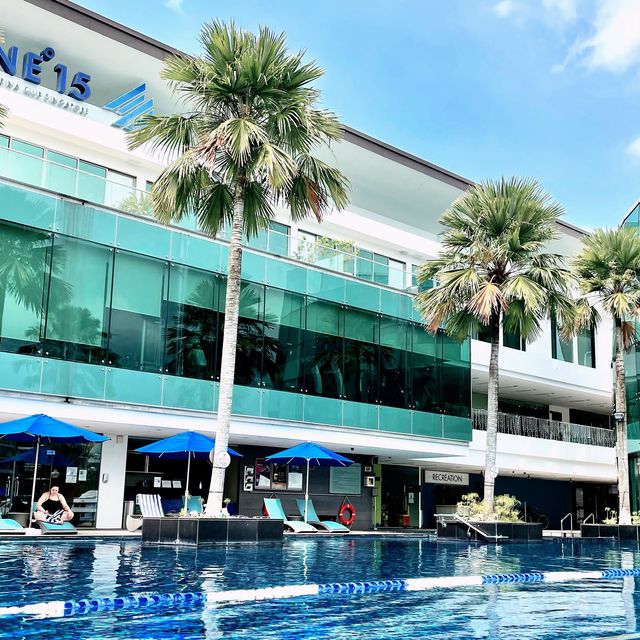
[437,519,542,543]
[142,516,284,546]
[581,524,640,540]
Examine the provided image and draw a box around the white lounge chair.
[263,498,317,533]
[126,494,164,532]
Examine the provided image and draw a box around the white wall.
[96,435,128,529]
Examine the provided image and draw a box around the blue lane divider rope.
[2,568,640,619]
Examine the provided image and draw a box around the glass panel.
[77,160,106,204]
[8,139,44,186]
[301,298,343,398]
[356,249,374,281]
[388,259,405,289]
[105,170,136,209]
[164,265,219,380]
[44,150,77,195]
[503,326,525,351]
[577,325,595,368]
[44,236,112,364]
[109,252,167,372]
[410,324,440,413]
[268,222,290,257]
[343,308,377,404]
[551,314,573,363]
[373,253,389,285]
[440,331,471,418]
[262,288,303,392]
[232,282,264,386]
[0,222,50,354]
[379,316,409,408]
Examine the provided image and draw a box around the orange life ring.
[338,502,356,527]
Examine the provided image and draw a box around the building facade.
[0,0,617,530]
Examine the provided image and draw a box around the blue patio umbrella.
[266,442,353,523]
[0,414,108,512]
[135,431,241,507]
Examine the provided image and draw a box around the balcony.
[0,144,412,291]
[473,409,615,447]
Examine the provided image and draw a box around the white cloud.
[493,0,516,17]
[627,135,640,159]
[165,0,183,11]
[574,0,640,72]
[542,0,578,22]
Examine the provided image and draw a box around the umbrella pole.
[184,453,192,513]
[304,459,310,524]
[29,437,41,518]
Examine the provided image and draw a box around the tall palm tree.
[416,177,574,517]
[572,226,640,525]
[128,22,349,515]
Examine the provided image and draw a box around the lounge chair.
[125,494,164,532]
[296,499,350,532]
[263,498,317,533]
[32,502,77,535]
[183,495,203,515]
[0,516,26,535]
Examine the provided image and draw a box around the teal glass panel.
[233,282,264,386]
[41,359,106,399]
[116,217,170,258]
[44,150,77,196]
[8,139,44,187]
[379,316,409,408]
[442,415,472,441]
[343,308,377,404]
[306,270,345,303]
[0,222,50,353]
[105,368,162,405]
[373,254,389,285]
[171,232,222,273]
[109,252,167,372]
[232,385,261,416]
[0,182,56,229]
[388,259,405,289]
[54,200,117,245]
[440,332,471,418]
[551,314,573,362]
[380,289,402,318]
[379,406,411,434]
[246,229,268,252]
[356,249,374,281]
[0,352,42,393]
[303,395,342,425]
[412,411,442,438]
[162,375,215,411]
[577,325,595,368]
[0,136,8,178]
[261,389,304,421]
[345,280,379,312]
[77,160,106,204]
[342,400,378,430]
[306,298,342,336]
[0,135,8,148]
[263,288,303,391]
[105,170,135,209]
[241,251,266,283]
[410,324,440,413]
[44,236,112,364]
[265,258,307,294]
[268,222,289,257]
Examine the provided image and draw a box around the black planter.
[581,524,640,540]
[437,519,543,543]
[142,517,284,546]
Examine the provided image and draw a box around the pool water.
[1,537,639,639]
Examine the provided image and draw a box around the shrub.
[455,493,521,522]
[603,507,617,525]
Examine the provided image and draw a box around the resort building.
[0,0,619,530]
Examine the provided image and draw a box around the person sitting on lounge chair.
[34,485,74,524]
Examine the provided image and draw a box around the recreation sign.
[424,470,469,486]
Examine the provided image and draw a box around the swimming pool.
[0,538,638,639]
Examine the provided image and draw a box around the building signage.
[0,44,91,101]
[424,470,469,486]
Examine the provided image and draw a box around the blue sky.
[77,0,640,229]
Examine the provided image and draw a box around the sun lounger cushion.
[263,498,316,533]
[0,517,26,534]
[296,499,350,532]
[38,520,77,535]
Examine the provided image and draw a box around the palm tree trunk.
[483,314,500,519]
[205,184,245,516]
[614,318,632,525]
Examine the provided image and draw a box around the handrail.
[473,409,615,448]
[583,513,595,524]
[438,514,509,542]
[560,512,574,538]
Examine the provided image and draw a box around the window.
[9,139,44,186]
[503,326,526,351]
[411,264,434,291]
[343,308,378,404]
[379,316,409,408]
[551,314,573,363]
[410,324,439,412]
[577,325,595,368]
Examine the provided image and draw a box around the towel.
[45,509,64,524]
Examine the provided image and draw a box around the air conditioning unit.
[364,476,376,488]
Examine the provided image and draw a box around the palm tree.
[416,177,574,517]
[572,226,640,525]
[128,22,349,515]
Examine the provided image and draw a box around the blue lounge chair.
[183,495,203,514]
[263,498,317,533]
[0,517,26,535]
[32,502,77,535]
[296,499,350,532]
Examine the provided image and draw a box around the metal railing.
[560,512,574,538]
[473,409,616,447]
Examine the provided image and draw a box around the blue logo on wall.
[103,83,154,131]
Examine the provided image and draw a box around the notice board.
[329,463,361,495]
